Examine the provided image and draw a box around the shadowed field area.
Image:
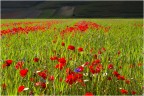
[1,1,143,18]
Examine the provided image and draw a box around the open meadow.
[1,19,143,95]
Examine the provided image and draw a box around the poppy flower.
[131,91,136,95]
[59,78,63,82]
[92,59,101,65]
[5,59,13,66]
[20,69,28,77]
[101,47,106,51]
[93,54,97,59]
[107,77,112,80]
[89,68,95,74]
[113,71,120,77]
[98,50,102,54]
[125,80,130,84]
[50,56,58,61]
[55,63,65,70]
[2,83,6,89]
[108,64,114,69]
[118,51,121,55]
[78,47,83,52]
[30,78,35,82]
[95,67,101,73]
[119,66,122,69]
[117,75,125,80]
[120,89,128,94]
[65,74,76,85]
[35,82,46,88]
[29,90,34,96]
[84,62,90,66]
[37,71,47,79]
[18,85,25,93]
[41,83,46,88]
[58,58,66,64]
[66,68,75,75]
[48,76,54,81]
[2,64,7,69]
[61,42,65,46]
[85,92,94,96]
[15,61,24,69]
[68,45,75,50]
[89,65,102,74]
[75,73,83,79]
[33,57,39,62]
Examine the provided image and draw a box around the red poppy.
[119,66,122,69]
[5,59,13,66]
[66,68,75,75]
[131,91,136,95]
[37,71,47,79]
[107,77,112,80]
[41,83,46,88]
[33,57,39,62]
[117,75,125,80]
[61,42,65,46]
[92,59,101,65]
[113,71,120,77]
[75,73,83,79]
[20,69,28,77]
[84,62,90,66]
[125,80,130,84]
[98,50,102,54]
[59,78,63,82]
[58,58,66,64]
[29,90,34,96]
[2,83,6,89]
[120,89,128,94]
[48,76,54,81]
[35,82,46,88]
[65,74,76,85]
[89,67,95,74]
[93,54,97,59]
[78,47,83,52]
[68,45,75,50]
[108,64,114,69]
[30,78,35,82]
[55,63,65,70]
[89,64,102,74]
[95,67,101,73]
[15,61,24,69]
[85,92,94,96]
[50,56,58,61]
[118,51,121,55]
[2,64,7,69]
[18,85,25,93]
[101,47,106,51]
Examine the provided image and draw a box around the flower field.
[1,19,143,95]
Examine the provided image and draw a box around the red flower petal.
[18,85,25,93]
[20,69,28,77]
[85,92,94,96]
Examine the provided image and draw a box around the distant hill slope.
[1,1,143,18]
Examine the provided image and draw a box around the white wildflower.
[24,88,29,90]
